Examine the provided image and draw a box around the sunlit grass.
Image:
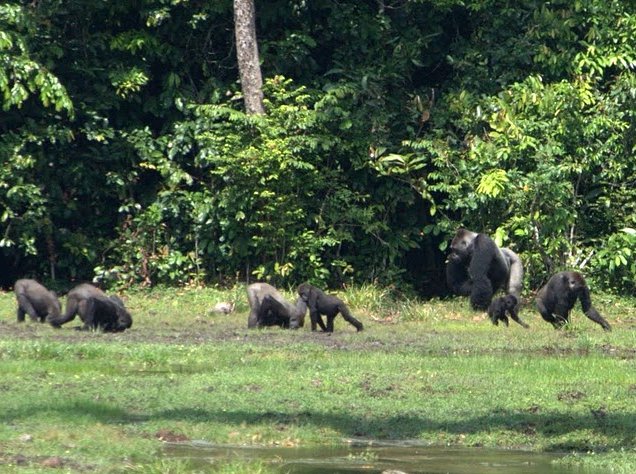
[0,285,635,472]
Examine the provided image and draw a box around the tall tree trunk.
[233,0,264,115]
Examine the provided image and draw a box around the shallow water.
[163,440,583,473]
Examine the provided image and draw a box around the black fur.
[535,271,611,331]
[48,283,132,332]
[297,283,363,332]
[14,279,61,323]
[487,294,529,328]
[446,228,523,311]
[246,283,306,329]
[78,295,133,332]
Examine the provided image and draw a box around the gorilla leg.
[325,314,336,332]
[78,297,102,331]
[536,302,557,328]
[16,294,40,322]
[469,276,493,311]
[338,304,364,331]
[247,290,262,329]
[508,307,529,329]
[310,310,328,332]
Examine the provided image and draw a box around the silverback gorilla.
[297,283,363,332]
[14,279,61,323]
[535,271,611,331]
[48,283,132,332]
[446,228,523,310]
[487,294,529,328]
[246,283,306,329]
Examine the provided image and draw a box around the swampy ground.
[0,285,635,473]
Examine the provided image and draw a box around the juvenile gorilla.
[48,283,132,332]
[14,279,61,323]
[487,294,529,328]
[258,294,307,328]
[535,271,611,331]
[446,228,523,311]
[297,283,363,332]
[246,283,306,329]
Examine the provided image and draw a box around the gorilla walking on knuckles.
[14,279,61,323]
[246,282,306,329]
[297,283,363,332]
[48,283,132,332]
[446,228,523,311]
[535,271,611,331]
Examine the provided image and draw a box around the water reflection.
[163,440,582,473]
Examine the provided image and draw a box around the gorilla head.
[448,228,478,263]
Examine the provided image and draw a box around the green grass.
[0,285,635,472]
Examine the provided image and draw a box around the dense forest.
[0,0,634,295]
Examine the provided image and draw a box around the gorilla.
[446,228,523,311]
[535,271,611,331]
[14,279,61,323]
[246,283,306,329]
[297,283,363,332]
[258,294,308,328]
[48,283,132,332]
[487,294,529,328]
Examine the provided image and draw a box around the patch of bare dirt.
[155,429,190,443]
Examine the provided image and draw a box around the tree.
[233,0,264,114]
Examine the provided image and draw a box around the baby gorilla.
[297,283,363,332]
[487,294,529,328]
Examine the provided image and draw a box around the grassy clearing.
[0,285,635,472]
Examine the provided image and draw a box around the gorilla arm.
[445,260,472,296]
[578,284,611,331]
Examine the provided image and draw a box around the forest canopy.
[0,0,634,294]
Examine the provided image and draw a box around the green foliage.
[102,76,419,287]
[0,0,634,293]
[0,5,73,113]
[590,228,636,293]
[376,0,636,290]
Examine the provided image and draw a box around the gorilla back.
[446,228,523,310]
